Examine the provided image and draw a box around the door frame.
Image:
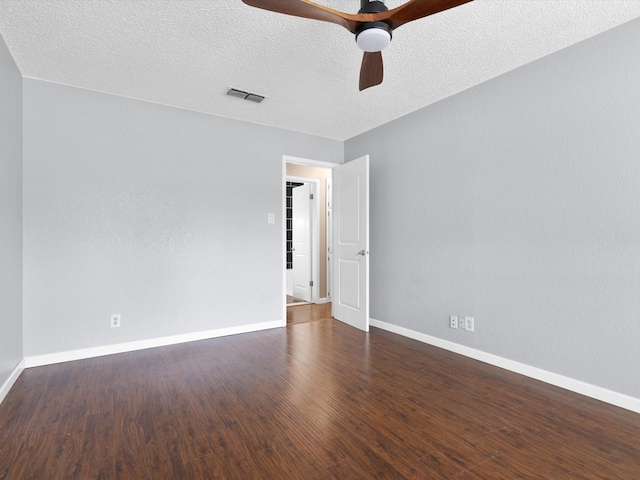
[281,155,340,327]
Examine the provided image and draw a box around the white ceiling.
[1,1,639,140]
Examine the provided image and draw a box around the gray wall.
[345,18,640,398]
[23,79,342,357]
[0,34,23,385]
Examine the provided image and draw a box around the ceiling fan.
[241,0,474,91]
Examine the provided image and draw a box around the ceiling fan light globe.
[356,28,392,52]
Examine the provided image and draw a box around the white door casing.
[326,179,332,302]
[332,156,369,332]
[292,183,312,302]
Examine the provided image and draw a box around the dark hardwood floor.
[2,306,640,479]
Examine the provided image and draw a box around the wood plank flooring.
[2,306,640,479]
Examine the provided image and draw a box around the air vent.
[226,88,266,104]
[245,94,265,103]
[226,88,248,99]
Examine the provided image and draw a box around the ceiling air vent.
[226,88,266,104]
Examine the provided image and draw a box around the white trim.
[281,160,288,327]
[283,155,340,169]
[370,318,640,414]
[0,359,25,405]
[326,179,332,302]
[286,298,328,307]
[25,320,281,368]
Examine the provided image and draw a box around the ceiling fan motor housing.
[358,0,388,14]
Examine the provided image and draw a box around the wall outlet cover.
[465,316,474,332]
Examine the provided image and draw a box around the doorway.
[282,157,335,324]
[281,155,370,332]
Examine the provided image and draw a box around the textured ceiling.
[1,1,639,140]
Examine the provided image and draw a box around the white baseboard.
[0,359,25,405]
[370,318,640,414]
[315,297,328,305]
[25,320,282,368]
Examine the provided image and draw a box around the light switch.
[268,213,275,224]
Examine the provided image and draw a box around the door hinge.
[310,280,314,287]
[310,193,314,200]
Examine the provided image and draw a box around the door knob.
[356,250,368,256]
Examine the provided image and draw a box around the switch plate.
[450,315,459,329]
[268,213,275,224]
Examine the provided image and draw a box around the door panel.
[332,156,369,332]
[338,171,360,244]
[338,258,360,309]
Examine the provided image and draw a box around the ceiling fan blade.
[380,0,474,30]
[241,0,363,34]
[359,51,383,91]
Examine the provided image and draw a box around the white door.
[292,184,312,302]
[332,156,369,332]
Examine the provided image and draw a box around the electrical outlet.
[450,315,459,329]
[111,314,121,328]
[464,316,474,332]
